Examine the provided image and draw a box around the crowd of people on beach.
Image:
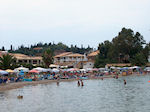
[0,66,150,85]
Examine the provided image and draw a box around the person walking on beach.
[124,80,126,85]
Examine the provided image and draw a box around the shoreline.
[0,76,114,92]
[0,74,147,92]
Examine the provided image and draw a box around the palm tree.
[42,48,53,68]
[0,54,15,70]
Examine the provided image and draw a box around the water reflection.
[0,75,150,112]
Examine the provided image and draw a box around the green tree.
[42,48,53,68]
[111,28,145,62]
[0,54,16,70]
[94,40,112,68]
[131,53,147,66]
[142,42,150,62]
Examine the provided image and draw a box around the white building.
[54,51,99,68]
[54,52,88,63]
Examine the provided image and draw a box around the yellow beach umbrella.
[6,69,14,73]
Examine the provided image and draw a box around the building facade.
[10,53,43,66]
[54,51,99,68]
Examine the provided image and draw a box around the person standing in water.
[77,80,80,86]
[124,80,126,85]
[81,80,84,86]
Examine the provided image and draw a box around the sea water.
[0,75,150,112]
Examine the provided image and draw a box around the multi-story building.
[0,51,43,66]
[82,50,99,69]
[10,53,43,66]
[54,51,99,68]
[54,52,88,68]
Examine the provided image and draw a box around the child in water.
[124,80,126,85]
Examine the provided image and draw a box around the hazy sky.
[0,0,150,49]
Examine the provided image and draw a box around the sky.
[0,0,150,50]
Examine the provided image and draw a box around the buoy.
[148,81,150,83]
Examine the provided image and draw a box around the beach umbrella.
[49,64,59,68]
[29,70,40,74]
[0,71,9,75]
[14,66,29,72]
[33,67,47,72]
[52,68,60,73]
[6,69,14,73]
[67,68,79,72]
[144,67,150,72]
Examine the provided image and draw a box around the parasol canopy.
[29,69,40,74]
[6,69,14,73]
[33,67,47,72]
[0,71,9,75]
[14,66,29,72]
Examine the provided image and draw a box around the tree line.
[94,28,150,67]
[1,42,92,56]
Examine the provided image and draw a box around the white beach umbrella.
[52,68,60,73]
[33,67,47,72]
[14,67,29,72]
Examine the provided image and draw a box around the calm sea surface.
[0,75,150,112]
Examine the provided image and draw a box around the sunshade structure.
[6,69,14,73]
[49,64,59,68]
[67,68,79,72]
[144,67,150,71]
[0,71,9,75]
[29,70,40,74]
[129,66,140,69]
[33,67,47,72]
[120,67,129,71]
[52,68,60,73]
[14,67,29,72]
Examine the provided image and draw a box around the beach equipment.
[67,68,79,72]
[52,68,59,73]
[29,69,40,74]
[33,67,47,72]
[6,69,14,73]
[129,66,140,69]
[144,67,150,72]
[14,67,29,72]
[0,71,9,75]
[49,64,59,68]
